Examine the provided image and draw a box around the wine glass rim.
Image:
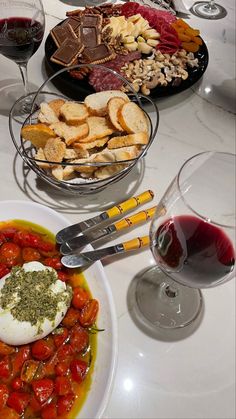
[177,151,236,229]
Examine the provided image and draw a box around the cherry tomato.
[79,299,99,327]
[7,391,30,414]
[0,341,15,356]
[32,378,54,404]
[12,346,30,377]
[69,324,89,353]
[70,359,88,384]
[0,243,21,267]
[13,231,54,252]
[0,263,10,279]
[22,247,41,262]
[0,228,18,239]
[0,356,11,379]
[55,362,69,376]
[55,376,72,396]
[53,328,69,348]
[44,257,62,270]
[32,340,53,361]
[57,344,74,362]
[72,287,90,309]
[11,377,23,391]
[62,308,80,329]
[57,393,75,416]
[0,384,9,410]
[41,402,57,419]
[57,271,70,282]
[0,233,6,246]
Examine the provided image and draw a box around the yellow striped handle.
[114,206,156,231]
[123,236,150,251]
[106,190,154,219]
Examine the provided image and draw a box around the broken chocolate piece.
[51,23,77,47]
[82,43,115,64]
[51,38,84,67]
[81,14,102,28]
[82,26,100,48]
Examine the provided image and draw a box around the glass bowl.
[9,64,159,195]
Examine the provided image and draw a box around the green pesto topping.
[0,266,72,333]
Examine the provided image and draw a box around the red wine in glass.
[153,215,235,288]
[0,17,44,64]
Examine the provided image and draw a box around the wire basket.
[9,64,159,195]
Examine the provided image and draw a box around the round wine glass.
[190,0,227,19]
[0,0,45,117]
[134,152,235,336]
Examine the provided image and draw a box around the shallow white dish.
[0,200,118,419]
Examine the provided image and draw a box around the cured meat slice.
[121,2,140,17]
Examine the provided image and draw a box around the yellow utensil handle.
[106,190,154,218]
[114,206,156,231]
[123,236,150,251]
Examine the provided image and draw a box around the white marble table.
[0,1,235,418]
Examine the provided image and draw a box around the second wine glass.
[0,0,45,116]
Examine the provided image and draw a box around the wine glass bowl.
[133,152,235,335]
[0,0,45,116]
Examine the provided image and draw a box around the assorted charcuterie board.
[44,1,208,99]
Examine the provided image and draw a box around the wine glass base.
[129,266,203,339]
[10,93,42,124]
[190,2,227,19]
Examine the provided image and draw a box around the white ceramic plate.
[0,200,118,419]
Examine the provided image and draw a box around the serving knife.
[56,190,154,244]
[61,235,150,269]
[60,206,156,255]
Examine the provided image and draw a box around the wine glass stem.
[18,63,29,97]
[205,0,217,12]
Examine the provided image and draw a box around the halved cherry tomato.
[32,340,53,361]
[72,287,90,309]
[0,341,15,356]
[11,377,23,391]
[13,231,54,252]
[22,247,41,262]
[41,401,57,419]
[7,391,30,414]
[0,263,10,279]
[57,270,70,282]
[79,299,99,327]
[0,356,11,379]
[57,393,75,416]
[0,243,21,267]
[0,228,18,239]
[62,308,80,329]
[57,344,74,362]
[69,324,89,353]
[28,395,41,413]
[55,376,72,396]
[0,383,9,410]
[53,328,69,348]
[70,359,88,383]
[55,362,69,376]
[12,346,30,377]
[32,378,54,404]
[44,257,62,270]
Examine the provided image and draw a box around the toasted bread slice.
[107,132,148,149]
[60,102,89,125]
[63,165,76,180]
[71,158,96,175]
[34,148,51,169]
[50,121,89,146]
[79,117,114,143]
[94,164,126,179]
[21,124,57,149]
[84,90,129,116]
[107,97,127,131]
[49,99,66,117]
[118,102,149,134]
[92,145,139,164]
[44,137,66,162]
[51,166,64,181]
[73,136,109,151]
[38,103,59,125]
[64,148,79,160]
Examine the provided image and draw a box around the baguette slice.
[49,99,66,117]
[60,102,89,125]
[107,97,127,131]
[21,124,57,149]
[118,102,149,134]
[34,148,50,169]
[38,102,59,125]
[50,121,89,146]
[44,137,66,163]
[84,90,129,116]
[94,164,127,180]
[73,136,109,151]
[79,116,114,143]
[107,132,148,149]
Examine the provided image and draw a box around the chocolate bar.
[51,24,77,47]
[82,26,101,48]
[63,17,81,32]
[82,43,115,64]
[51,38,84,67]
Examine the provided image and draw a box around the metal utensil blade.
[61,246,119,268]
